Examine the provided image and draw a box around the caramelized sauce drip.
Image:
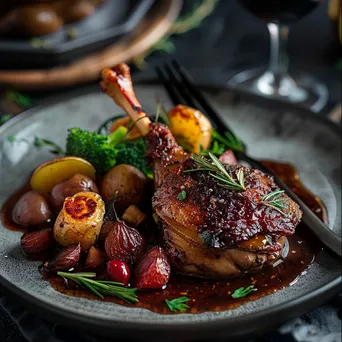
[1,161,327,314]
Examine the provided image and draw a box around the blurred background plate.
[0,0,182,90]
[0,0,154,69]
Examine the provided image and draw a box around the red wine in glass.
[238,0,322,24]
[230,0,328,112]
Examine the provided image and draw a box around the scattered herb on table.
[165,296,191,312]
[231,285,255,299]
[57,272,138,304]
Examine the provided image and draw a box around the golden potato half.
[31,156,96,195]
[168,104,212,153]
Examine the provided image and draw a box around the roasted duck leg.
[100,64,302,279]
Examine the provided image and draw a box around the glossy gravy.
[1,161,327,314]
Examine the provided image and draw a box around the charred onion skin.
[54,192,105,251]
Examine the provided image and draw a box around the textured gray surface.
[0,85,341,327]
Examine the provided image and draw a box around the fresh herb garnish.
[57,272,138,304]
[34,137,65,155]
[231,285,255,299]
[165,296,191,312]
[177,190,187,201]
[184,153,245,191]
[261,190,286,215]
[6,91,32,108]
[200,140,225,157]
[212,129,244,152]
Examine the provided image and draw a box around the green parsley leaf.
[177,190,187,201]
[231,285,255,299]
[165,296,191,312]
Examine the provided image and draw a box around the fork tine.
[172,60,229,134]
[155,66,183,106]
[163,63,197,109]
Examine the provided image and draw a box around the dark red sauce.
[1,161,327,314]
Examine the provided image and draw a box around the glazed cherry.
[106,260,131,287]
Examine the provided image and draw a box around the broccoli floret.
[116,139,153,178]
[66,126,127,176]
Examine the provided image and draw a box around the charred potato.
[54,192,105,251]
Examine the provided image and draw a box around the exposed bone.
[100,64,151,136]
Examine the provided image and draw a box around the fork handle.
[238,152,342,257]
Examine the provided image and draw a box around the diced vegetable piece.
[168,104,212,153]
[30,157,96,195]
[84,246,106,269]
[121,205,146,227]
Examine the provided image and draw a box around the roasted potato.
[100,164,148,212]
[54,192,105,251]
[50,173,99,210]
[31,157,96,195]
[168,104,212,153]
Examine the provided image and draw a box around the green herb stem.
[57,272,138,304]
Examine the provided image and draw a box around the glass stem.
[267,22,289,79]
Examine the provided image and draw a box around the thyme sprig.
[261,190,286,215]
[184,152,245,191]
[57,272,138,304]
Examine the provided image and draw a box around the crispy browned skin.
[101,64,302,279]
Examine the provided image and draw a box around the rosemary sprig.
[260,190,286,215]
[184,153,245,191]
[165,296,191,312]
[231,285,255,299]
[57,272,139,304]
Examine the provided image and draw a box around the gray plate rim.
[0,84,341,340]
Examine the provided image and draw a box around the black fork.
[155,60,341,257]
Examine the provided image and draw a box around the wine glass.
[229,0,328,112]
